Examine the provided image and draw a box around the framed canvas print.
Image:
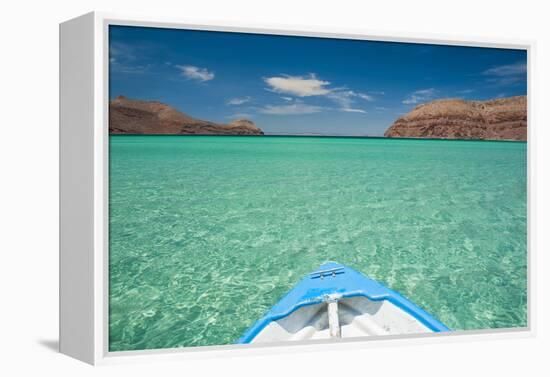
[59,12,533,365]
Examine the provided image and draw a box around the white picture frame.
[59,11,535,365]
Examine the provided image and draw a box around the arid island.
[385,96,526,141]
[109,96,264,135]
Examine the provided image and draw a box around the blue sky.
[109,26,527,136]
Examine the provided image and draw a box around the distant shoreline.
[110,96,526,142]
[109,134,526,143]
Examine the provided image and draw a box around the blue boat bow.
[237,262,450,344]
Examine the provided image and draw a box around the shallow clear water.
[109,136,527,351]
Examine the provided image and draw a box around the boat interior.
[251,295,432,343]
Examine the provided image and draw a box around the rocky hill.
[384,96,526,141]
[109,96,263,135]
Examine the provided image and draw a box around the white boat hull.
[252,296,431,343]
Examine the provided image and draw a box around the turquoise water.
[109,136,527,351]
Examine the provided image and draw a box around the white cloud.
[227,113,253,119]
[259,73,376,115]
[483,62,526,77]
[109,42,150,74]
[259,103,324,115]
[356,92,374,101]
[482,62,526,87]
[110,42,136,62]
[176,65,215,82]
[402,88,437,104]
[326,90,371,113]
[264,74,331,97]
[227,97,251,105]
[341,108,367,113]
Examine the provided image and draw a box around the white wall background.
[1,0,548,375]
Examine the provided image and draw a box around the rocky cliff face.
[384,96,526,141]
[109,96,263,135]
